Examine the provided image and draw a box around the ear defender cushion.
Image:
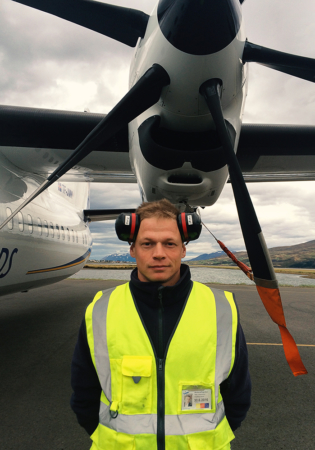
[177,212,202,242]
[115,213,140,242]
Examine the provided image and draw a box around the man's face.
[130,217,186,286]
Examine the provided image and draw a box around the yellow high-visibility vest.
[85,281,238,450]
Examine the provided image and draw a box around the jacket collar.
[130,264,192,308]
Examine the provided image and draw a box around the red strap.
[256,285,307,376]
[129,213,136,241]
[212,236,307,375]
[181,213,189,241]
[217,240,253,280]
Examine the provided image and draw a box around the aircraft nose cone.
[157,0,242,55]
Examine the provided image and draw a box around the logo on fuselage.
[58,182,74,198]
[0,248,18,278]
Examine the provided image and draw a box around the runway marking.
[247,343,315,347]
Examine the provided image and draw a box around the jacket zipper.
[131,282,193,450]
[157,287,165,450]
[130,287,165,450]
[157,283,193,449]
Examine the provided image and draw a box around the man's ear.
[181,244,186,259]
[130,242,135,258]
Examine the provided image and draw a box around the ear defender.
[177,212,202,242]
[115,213,140,243]
[115,212,202,243]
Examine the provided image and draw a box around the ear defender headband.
[115,212,201,243]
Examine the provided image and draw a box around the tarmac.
[0,279,314,450]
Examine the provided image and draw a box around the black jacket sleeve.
[220,320,251,431]
[70,319,102,435]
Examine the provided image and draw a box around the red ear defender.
[177,212,202,242]
[129,213,137,242]
[180,212,189,241]
[115,213,140,242]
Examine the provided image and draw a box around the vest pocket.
[121,355,153,415]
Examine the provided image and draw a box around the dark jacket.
[70,264,251,435]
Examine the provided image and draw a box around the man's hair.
[135,199,180,221]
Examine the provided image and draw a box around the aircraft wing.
[1,105,315,182]
[84,208,136,222]
[0,105,135,183]
[238,124,315,182]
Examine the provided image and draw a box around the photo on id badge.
[182,386,212,411]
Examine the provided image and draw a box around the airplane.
[1,0,314,374]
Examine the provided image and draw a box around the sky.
[1,0,315,260]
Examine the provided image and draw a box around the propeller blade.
[0,64,170,231]
[200,78,307,376]
[13,0,149,47]
[243,41,315,83]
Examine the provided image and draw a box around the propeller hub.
[157,0,242,55]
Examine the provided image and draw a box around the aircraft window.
[61,226,65,240]
[71,229,75,243]
[44,220,49,237]
[49,222,54,238]
[37,218,42,235]
[27,214,33,234]
[6,207,13,230]
[66,228,70,241]
[56,224,60,239]
[18,212,24,232]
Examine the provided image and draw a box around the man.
[71,199,251,450]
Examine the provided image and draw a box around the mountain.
[188,240,315,269]
[101,252,136,262]
[186,251,226,261]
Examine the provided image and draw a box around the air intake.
[168,174,202,184]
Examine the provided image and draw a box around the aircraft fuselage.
[0,152,92,296]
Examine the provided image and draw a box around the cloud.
[87,181,315,260]
[242,0,315,125]
[0,0,132,110]
[90,183,140,210]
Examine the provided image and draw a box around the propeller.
[243,41,315,83]
[0,64,170,231]
[13,0,149,47]
[200,78,307,376]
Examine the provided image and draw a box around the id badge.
[181,385,212,411]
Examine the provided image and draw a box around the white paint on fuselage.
[0,152,91,296]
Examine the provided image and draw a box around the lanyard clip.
[109,401,119,419]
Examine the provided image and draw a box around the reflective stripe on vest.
[85,282,237,448]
